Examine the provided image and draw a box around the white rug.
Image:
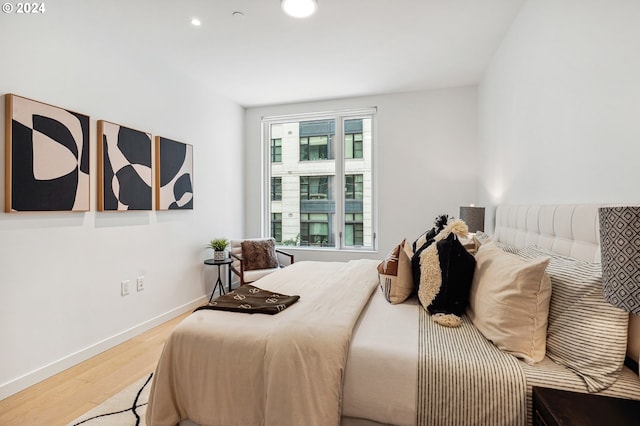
[68,373,153,426]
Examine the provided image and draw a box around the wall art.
[155,136,193,210]
[5,94,90,212]
[97,120,152,211]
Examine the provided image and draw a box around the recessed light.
[191,18,201,26]
[281,0,317,18]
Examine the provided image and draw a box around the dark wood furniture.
[204,258,233,303]
[532,386,640,426]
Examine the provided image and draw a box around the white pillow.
[467,242,551,364]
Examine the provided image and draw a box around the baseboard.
[0,296,206,400]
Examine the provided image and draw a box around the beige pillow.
[467,242,551,364]
[378,239,414,304]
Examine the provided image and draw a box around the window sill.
[277,245,378,255]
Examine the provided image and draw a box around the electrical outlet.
[121,280,130,296]
[136,276,144,292]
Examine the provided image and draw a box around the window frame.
[261,107,377,252]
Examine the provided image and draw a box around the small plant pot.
[213,250,226,261]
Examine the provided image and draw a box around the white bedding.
[342,289,419,425]
[148,259,379,426]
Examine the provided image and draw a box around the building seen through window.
[265,110,375,249]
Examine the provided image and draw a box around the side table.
[532,386,640,426]
[204,258,233,303]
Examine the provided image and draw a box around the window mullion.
[334,117,344,249]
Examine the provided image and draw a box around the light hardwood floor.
[0,311,191,426]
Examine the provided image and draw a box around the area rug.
[68,373,153,426]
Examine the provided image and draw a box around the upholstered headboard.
[493,205,639,364]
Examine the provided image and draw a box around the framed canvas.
[155,136,193,210]
[5,94,90,212]
[97,120,152,211]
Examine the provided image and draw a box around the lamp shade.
[599,206,640,314]
[459,206,485,233]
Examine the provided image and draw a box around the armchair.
[229,238,294,286]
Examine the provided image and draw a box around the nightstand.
[532,386,640,426]
[204,258,233,303]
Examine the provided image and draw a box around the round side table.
[204,258,233,303]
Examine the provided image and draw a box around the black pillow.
[412,227,437,253]
[411,214,449,291]
[417,220,476,327]
[427,232,476,318]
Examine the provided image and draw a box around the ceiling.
[54,0,525,107]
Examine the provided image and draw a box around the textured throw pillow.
[518,246,629,392]
[378,239,414,304]
[472,231,519,254]
[241,239,279,271]
[412,237,436,294]
[413,228,436,253]
[473,230,492,245]
[418,220,476,327]
[467,242,551,364]
[460,235,480,255]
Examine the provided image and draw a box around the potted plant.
[207,238,229,261]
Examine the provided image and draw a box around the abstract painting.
[5,94,90,212]
[155,136,193,210]
[98,120,152,211]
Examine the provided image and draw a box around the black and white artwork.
[98,120,152,211]
[155,136,193,210]
[5,94,90,212]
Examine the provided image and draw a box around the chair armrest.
[230,252,243,262]
[275,248,294,265]
[229,252,245,285]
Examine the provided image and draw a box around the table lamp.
[599,206,640,376]
[459,206,485,233]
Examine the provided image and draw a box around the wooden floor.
[0,311,191,426]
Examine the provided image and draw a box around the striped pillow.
[518,246,629,392]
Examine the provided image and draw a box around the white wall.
[0,11,244,397]
[244,87,479,262]
[478,0,640,230]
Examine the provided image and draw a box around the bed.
[147,204,640,426]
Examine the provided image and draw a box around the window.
[300,213,330,246]
[345,213,364,246]
[271,177,282,201]
[299,120,334,161]
[271,213,282,243]
[344,119,364,159]
[345,174,363,200]
[300,176,330,200]
[271,138,282,162]
[263,108,376,251]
